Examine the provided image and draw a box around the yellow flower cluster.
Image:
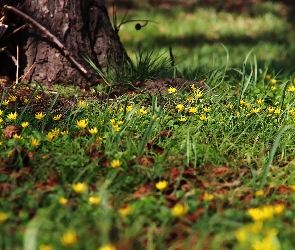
[236,222,280,250]
[247,204,285,221]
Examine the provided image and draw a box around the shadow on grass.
[123,30,295,76]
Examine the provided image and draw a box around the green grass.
[114,3,295,77]
[2,2,295,250]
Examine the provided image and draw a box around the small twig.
[21,62,35,82]
[2,47,17,65]
[117,8,129,30]
[2,23,28,41]
[117,19,159,31]
[4,5,88,76]
[16,45,19,85]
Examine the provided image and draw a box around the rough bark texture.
[0,0,128,87]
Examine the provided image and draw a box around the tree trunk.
[0,0,128,88]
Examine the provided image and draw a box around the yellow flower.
[30,138,40,147]
[256,99,264,105]
[110,159,122,168]
[61,130,68,136]
[155,180,168,190]
[7,112,18,120]
[246,221,263,234]
[88,127,98,135]
[226,104,233,110]
[168,87,177,93]
[53,114,62,120]
[244,102,251,108]
[203,107,211,113]
[255,190,264,197]
[46,132,54,141]
[51,128,59,136]
[21,122,29,128]
[274,101,279,106]
[118,205,132,216]
[59,197,68,205]
[203,192,214,201]
[76,119,88,129]
[265,74,271,80]
[235,112,240,117]
[99,243,116,250]
[35,112,46,119]
[188,107,197,114]
[235,228,248,243]
[290,109,295,116]
[24,98,29,103]
[267,107,275,113]
[200,114,208,121]
[77,100,87,107]
[39,244,52,250]
[110,118,116,124]
[88,196,101,205]
[0,211,8,223]
[187,96,194,102]
[2,99,9,106]
[34,95,41,100]
[240,99,246,105]
[251,233,279,250]
[171,203,188,217]
[176,104,184,112]
[270,78,276,84]
[195,92,203,99]
[9,95,17,102]
[13,134,21,139]
[60,230,78,246]
[139,108,147,115]
[72,182,87,193]
[0,109,2,115]
[112,124,120,132]
[271,86,276,91]
[117,121,123,125]
[274,108,281,115]
[288,85,295,93]
[178,117,187,122]
[126,105,133,112]
[273,204,285,215]
[252,108,260,114]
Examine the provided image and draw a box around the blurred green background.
[107,0,295,78]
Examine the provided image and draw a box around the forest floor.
[2,1,295,250]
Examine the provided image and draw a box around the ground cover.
[1,66,295,249]
[2,1,295,250]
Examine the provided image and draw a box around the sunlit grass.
[114,4,295,75]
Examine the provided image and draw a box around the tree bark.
[0,0,128,88]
